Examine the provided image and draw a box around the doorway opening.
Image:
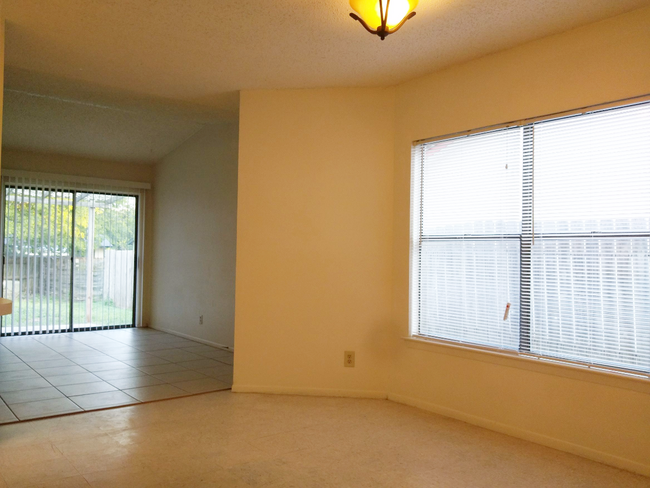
[1,180,139,336]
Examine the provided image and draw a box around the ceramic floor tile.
[70,391,139,410]
[195,349,235,360]
[215,356,234,365]
[0,400,18,424]
[163,340,201,349]
[136,363,187,375]
[10,397,82,420]
[0,355,22,364]
[148,350,204,362]
[27,359,77,370]
[121,356,171,367]
[105,352,147,361]
[82,361,133,373]
[0,361,31,372]
[180,345,226,354]
[123,384,186,402]
[38,365,90,377]
[105,375,164,390]
[0,329,237,422]
[195,364,234,378]
[172,377,230,394]
[57,381,118,397]
[97,347,140,355]
[17,354,65,362]
[133,343,179,352]
[0,368,41,381]
[47,373,101,386]
[70,355,115,365]
[152,370,208,383]
[175,358,227,370]
[215,374,234,387]
[93,368,150,381]
[0,377,51,392]
[1,386,65,405]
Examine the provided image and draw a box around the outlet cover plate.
[344,351,355,368]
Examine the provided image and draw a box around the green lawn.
[1,295,132,332]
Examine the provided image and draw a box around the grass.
[1,296,132,332]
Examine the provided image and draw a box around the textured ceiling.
[2,85,209,163]
[3,0,650,162]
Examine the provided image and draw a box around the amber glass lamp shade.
[349,0,418,40]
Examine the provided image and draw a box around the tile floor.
[0,328,233,422]
[0,392,647,487]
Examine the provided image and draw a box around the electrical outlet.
[344,351,355,368]
[199,315,204,325]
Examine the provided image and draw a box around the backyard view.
[1,185,137,334]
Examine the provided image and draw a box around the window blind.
[530,103,650,372]
[0,173,147,335]
[411,101,650,375]
[413,127,523,351]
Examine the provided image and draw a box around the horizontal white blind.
[534,105,650,234]
[411,101,650,375]
[421,129,523,236]
[530,103,650,372]
[416,128,522,350]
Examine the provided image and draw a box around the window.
[410,101,650,375]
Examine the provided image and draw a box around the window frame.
[409,100,650,380]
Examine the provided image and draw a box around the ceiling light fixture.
[349,0,418,40]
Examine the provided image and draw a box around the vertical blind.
[2,181,73,334]
[411,101,650,375]
[0,173,147,336]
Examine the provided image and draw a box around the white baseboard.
[150,325,233,352]
[226,384,649,476]
[387,392,650,478]
[232,384,387,399]
[144,329,648,476]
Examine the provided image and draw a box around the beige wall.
[1,148,155,327]
[390,7,650,475]
[0,1,4,171]
[234,7,650,476]
[234,88,395,395]
[2,148,154,182]
[151,123,238,348]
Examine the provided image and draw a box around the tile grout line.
[1,330,233,421]
[0,387,232,425]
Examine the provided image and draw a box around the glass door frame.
[0,182,140,336]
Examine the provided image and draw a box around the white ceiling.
[2,86,208,163]
[3,0,649,163]
[2,67,232,163]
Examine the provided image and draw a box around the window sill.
[402,335,650,395]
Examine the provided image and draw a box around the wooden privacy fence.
[3,250,134,310]
[3,255,72,300]
[102,249,134,309]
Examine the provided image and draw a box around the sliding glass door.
[72,192,137,330]
[1,182,138,335]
